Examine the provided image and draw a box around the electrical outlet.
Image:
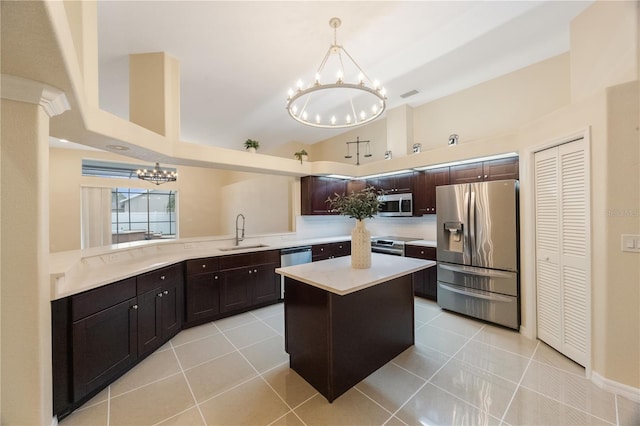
[621,234,640,253]
[184,243,195,249]
[108,253,120,262]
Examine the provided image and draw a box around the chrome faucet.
[235,213,245,246]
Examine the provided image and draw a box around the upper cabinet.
[449,157,519,184]
[414,167,450,215]
[301,156,518,216]
[367,172,414,194]
[301,176,348,215]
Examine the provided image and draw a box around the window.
[111,188,176,243]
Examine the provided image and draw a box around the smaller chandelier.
[286,17,387,129]
[137,162,177,185]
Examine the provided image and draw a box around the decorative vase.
[247,147,256,153]
[351,219,371,269]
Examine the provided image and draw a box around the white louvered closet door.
[535,138,590,367]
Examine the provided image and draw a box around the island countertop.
[276,253,435,296]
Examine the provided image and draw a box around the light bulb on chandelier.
[286,17,387,129]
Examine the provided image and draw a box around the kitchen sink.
[218,244,270,251]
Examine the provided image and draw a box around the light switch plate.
[621,234,640,253]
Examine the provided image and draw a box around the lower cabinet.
[71,296,138,402]
[137,264,184,357]
[405,245,438,300]
[52,265,183,419]
[312,241,351,261]
[185,258,220,324]
[53,252,282,419]
[219,250,281,313]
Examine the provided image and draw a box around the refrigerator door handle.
[439,284,514,303]
[463,190,471,262]
[469,189,476,261]
[439,263,515,278]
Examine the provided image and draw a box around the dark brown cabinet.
[482,157,519,181]
[312,241,351,261]
[137,263,183,357]
[405,245,437,300]
[367,172,414,193]
[449,157,519,184]
[414,167,450,215]
[219,250,281,313]
[301,176,348,215]
[185,258,220,325]
[69,278,138,403]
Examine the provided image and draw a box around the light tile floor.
[61,298,640,426]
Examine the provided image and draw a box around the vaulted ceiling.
[97,1,592,152]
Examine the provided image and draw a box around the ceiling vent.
[400,89,419,99]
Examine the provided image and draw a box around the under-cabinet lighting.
[360,169,413,180]
[326,174,354,180]
[413,152,518,171]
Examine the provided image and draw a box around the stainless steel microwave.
[378,193,413,217]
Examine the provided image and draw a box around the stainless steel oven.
[371,236,421,256]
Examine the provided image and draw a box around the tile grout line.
[106,385,111,426]
[210,319,310,426]
[168,340,208,425]
[516,383,619,425]
[499,340,540,425]
[385,323,487,423]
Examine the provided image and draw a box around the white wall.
[295,214,437,241]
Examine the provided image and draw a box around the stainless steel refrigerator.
[436,179,520,329]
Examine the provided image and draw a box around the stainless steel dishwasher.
[280,246,312,299]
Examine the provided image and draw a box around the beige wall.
[570,0,638,102]
[603,81,639,386]
[413,53,571,151]
[310,118,388,166]
[49,147,295,252]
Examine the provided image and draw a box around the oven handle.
[439,283,514,302]
[371,247,403,256]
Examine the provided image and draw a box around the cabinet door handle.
[248,270,252,274]
[202,264,207,269]
[214,275,219,280]
[157,292,163,298]
[163,290,169,295]
[420,250,424,254]
[254,269,258,273]
[484,174,488,179]
[477,175,482,179]
[160,275,166,280]
[132,304,138,310]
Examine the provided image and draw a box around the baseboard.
[519,324,534,339]
[591,371,640,402]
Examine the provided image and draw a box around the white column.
[1,75,69,425]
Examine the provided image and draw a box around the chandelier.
[136,162,177,185]
[286,17,387,129]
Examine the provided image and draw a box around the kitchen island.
[276,253,434,402]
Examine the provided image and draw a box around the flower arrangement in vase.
[327,186,384,269]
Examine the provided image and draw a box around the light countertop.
[49,234,352,300]
[49,234,436,301]
[405,239,437,248]
[276,253,435,296]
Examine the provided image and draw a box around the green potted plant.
[327,186,384,269]
[244,139,259,153]
[294,149,308,164]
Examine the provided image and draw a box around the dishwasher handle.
[280,246,312,255]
